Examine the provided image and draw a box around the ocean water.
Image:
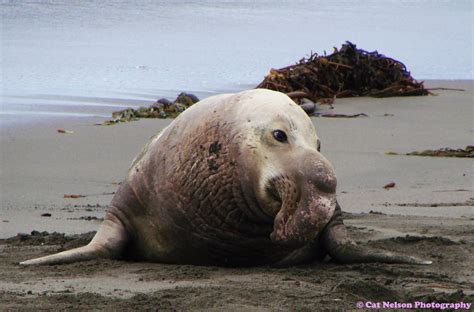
[0,0,472,125]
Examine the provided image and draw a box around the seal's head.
[235,89,337,246]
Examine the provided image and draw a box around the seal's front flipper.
[321,202,432,265]
[20,213,128,266]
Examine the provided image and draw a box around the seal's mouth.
[266,176,336,246]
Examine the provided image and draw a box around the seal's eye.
[272,130,288,143]
[317,140,321,152]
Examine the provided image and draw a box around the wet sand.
[1,80,473,310]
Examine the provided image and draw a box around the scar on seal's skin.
[207,141,221,171]
[209,141,221,155]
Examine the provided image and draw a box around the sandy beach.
[0,80,473,310]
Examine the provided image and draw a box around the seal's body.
[21,89,430,266]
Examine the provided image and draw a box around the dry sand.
[0,80,473,310]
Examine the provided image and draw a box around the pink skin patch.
[271,189,336,246]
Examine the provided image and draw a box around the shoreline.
[1,79,471,130]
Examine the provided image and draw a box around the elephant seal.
[21,89,431,266]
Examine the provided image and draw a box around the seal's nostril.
[303,156,337,194]
[266,184,281,203]
[313,173,337,194]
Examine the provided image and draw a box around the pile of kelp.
[257,41,430,104]
[101,92,199,125]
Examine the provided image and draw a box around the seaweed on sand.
[257,41,430,105]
